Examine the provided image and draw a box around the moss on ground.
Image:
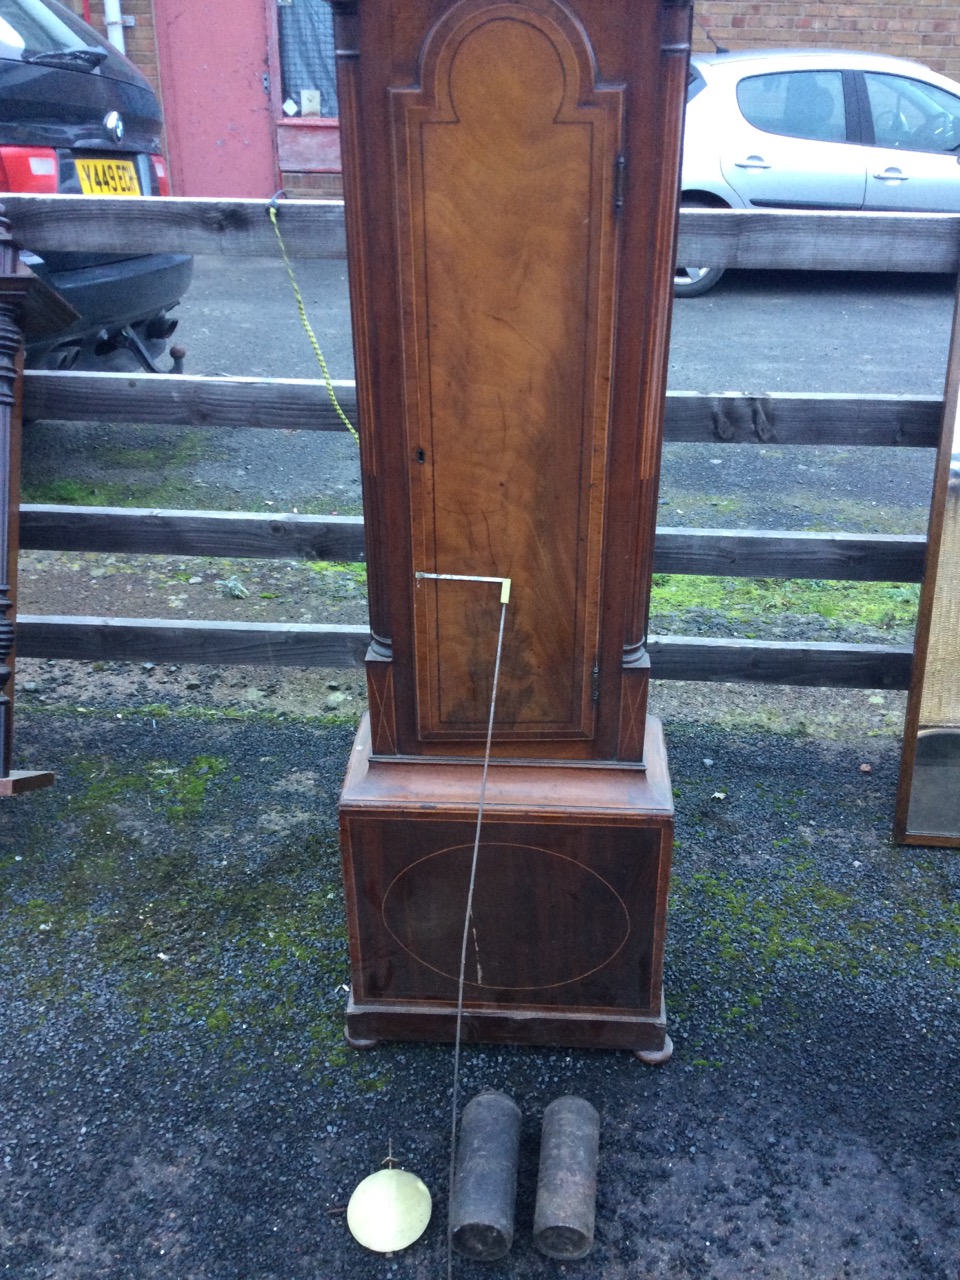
[306,559,367,587]
[668,850,960,1058]
[2,719,384,1088]
[21,432,211,509]
[650,574,920,632]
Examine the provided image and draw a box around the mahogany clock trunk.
[329,0,690,1055]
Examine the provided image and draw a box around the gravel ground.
[2,679,958,1280]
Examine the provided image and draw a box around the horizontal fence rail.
[5,195,348,259]
[646,636,913,689]
[14,617,914,691]
[21,506,368,563]
[18,507,928,583]
[22,373,945,449]
[3,198,960,271]
[675,207,960,274]
[17,616,371,668]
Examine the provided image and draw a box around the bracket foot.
[633,1034,673,1066]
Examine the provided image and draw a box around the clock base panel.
[339,713,674,1055]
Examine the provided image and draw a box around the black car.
[0,0,191,370]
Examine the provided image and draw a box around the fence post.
[0,210,54,795]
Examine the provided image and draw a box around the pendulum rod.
[415,570,511,1280]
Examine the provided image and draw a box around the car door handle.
[734,155,771,169]
[873,167,907,181]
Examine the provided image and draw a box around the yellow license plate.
[76,157,141,196]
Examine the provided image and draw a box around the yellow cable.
[268,204,359,445]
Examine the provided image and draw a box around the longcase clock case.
[330,0,691,1056]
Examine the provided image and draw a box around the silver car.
[676,48,960,296]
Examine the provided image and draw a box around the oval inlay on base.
[381,841,631,992]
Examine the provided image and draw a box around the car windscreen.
[0,0,98,59]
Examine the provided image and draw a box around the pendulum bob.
[346,1166,433,1252]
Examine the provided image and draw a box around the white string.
[446,596,509,1280]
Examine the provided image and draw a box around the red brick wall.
[693,2,960,81]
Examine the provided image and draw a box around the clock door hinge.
[614,154,626,214]
[591,661,600,702]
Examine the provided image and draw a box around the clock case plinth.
[340,713,673,1056]
[329,0,691,1055]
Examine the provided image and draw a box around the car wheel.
[673,263,725,298]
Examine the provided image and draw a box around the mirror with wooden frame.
[895,290,960,846]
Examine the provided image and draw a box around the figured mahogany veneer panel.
[348,819,665,1012]
[391,2,622,742]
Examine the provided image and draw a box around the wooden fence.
[7,195,958,690]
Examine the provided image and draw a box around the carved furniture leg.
[0,211,54,796]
